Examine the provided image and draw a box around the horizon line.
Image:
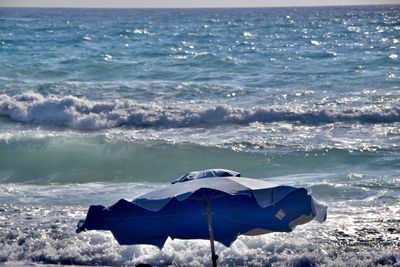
[0,3,398,10]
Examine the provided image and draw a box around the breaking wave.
[0,92,399,130]
[1,131,398,185]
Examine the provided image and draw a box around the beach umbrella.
[77,169,327,267]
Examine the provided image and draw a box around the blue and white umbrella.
[77,169,327,266]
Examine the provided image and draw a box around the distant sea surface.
[0,6,399,266]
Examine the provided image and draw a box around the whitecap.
[102,54,112,60]
[174,55,187,60]
[347,26,361,33]
[310,40,320,46]
[1,92,400,130]
[133,28,150,35]
[243,32,252,37]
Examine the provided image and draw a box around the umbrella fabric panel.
[79,199,173,248]
[133,177,291,212]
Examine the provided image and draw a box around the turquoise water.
[0,6,399,266]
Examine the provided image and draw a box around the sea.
[0,5,399,266]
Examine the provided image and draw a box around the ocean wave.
[0,92,399,130]
[1,132,398,185]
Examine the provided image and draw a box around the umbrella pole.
[205,198,218,267]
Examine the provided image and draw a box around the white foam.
[1,92,399,131]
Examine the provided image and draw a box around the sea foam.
[1,92,399,130]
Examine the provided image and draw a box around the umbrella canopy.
[77,169,327,266]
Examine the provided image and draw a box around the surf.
[1,92,399,130]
